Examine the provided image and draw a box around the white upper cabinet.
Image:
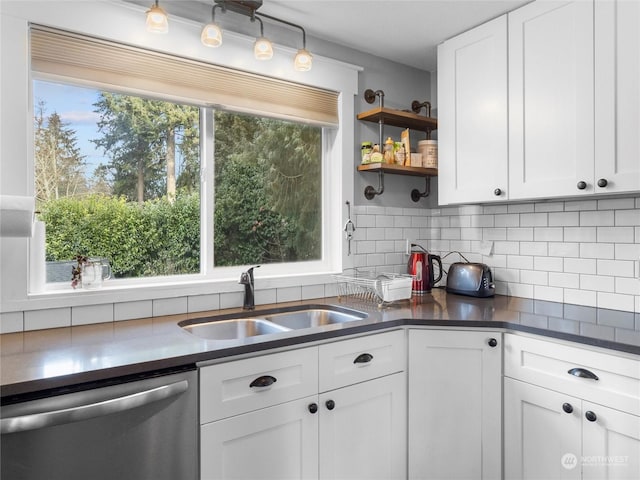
[508,0,595,200]
[594,0,640,193]
[437,15,508,204]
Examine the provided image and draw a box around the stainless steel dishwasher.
[1,366,198,480]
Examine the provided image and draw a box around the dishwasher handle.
[1,379,188,434]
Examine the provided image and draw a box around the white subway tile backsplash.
[580,210,615,226]
[152,297,188,317]
[597,259,635,277]
[507,255,534,270]
[72,304,114,326]
[460,228,483,241]
[483,228,507,241]
[564,227,597,242]
[495,214,520,227]
[25,308,71,331]
[533,227,563,242]
[564,258,597,275]
[615,243,640,260]
[520,242,548,256]
[565,199,597,211]
[520,270,548,285]
[580,274,615,292]
[356,214,375,228]
[580,242,614,259]
[597,292,635,312]
[506,282,534,298]
[520,213,548,227]
[508,203,535,213]
[549,242,579,258]
[483,204,508,214]
[548,272,580,289]
[451,215,471,228]
[599,198,635,210]
[114,300,153,321]
[375,215,394,228]
[507,228,534,241]
[494,241,520,255]
[548,212,579,227]
[597,226,634,243]
[615,277,640,296]
[615,209,640,226]
[564,289,596,307]
[535,256,564,272]
[534,285,564,303]
[534,202,564,212]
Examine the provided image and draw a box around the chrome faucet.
[239,265,260,310]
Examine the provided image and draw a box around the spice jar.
[383,137,395,164]
[361,141,373,163]
[418,140,438,168]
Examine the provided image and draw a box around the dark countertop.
[2,289,639,400]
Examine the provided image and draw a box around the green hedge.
[40,194,200,278]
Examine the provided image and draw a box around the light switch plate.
[480,240,494,256]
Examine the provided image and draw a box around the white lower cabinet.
[201,395,319,480]
[408,329,503,480]
[319,373,406,480]
[504,333,640,480]
[199,330,406,480]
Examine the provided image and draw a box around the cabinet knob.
[325,400,335,411]
[562,403,574,414]
[353,353,374,364]
[308,403,318,414]
[576,181,587,190]
[585,411,597,422]
[488,338,498,348]
[249,375,277,388]
[597,178,608,188]
[494,188,502,196]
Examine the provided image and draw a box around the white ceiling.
[147,0,532,71]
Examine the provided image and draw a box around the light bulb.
[146,3,168,33]
[254,37,273,60]
[201,23,223,47]
[294,48,312,71]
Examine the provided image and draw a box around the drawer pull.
[354,353,374,364]
[567,368,599,381]
[585,411,597,422]
[250,375,277,388]
[488,338,498,347]
[308,403,318,414]
[562,403,574,414]
[325,400,335,410]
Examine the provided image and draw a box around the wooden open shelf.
[357,107,438,133]
[357,162,437,177]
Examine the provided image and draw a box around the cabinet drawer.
[200,346,318,424]
[319,329,404,392]
[504,333,640,415]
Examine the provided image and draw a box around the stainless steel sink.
[180,306,367,340]
[181,318,290,340]
[265,308,366,330]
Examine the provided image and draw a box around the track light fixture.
[146,0,168,34]
[147,0,311,71]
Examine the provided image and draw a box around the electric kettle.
[407,244,443,294]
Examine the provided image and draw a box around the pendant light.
[201,4,223,47]
[252,16,273,60]
[294,48,312,71]
[146,0,168,34]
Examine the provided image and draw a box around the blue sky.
[34,80,108,176]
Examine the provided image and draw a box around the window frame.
[0,1,358,313]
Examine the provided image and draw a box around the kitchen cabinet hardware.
[493,188,502,196]
[353,353,373,364]
[577,181,587,190]
[597,178,608,188]
[249,375,277,388]
[567,367,599,381]
[308,403,318,414]
[488,338,498,347]
[562,403,574,414]
[585,410,597,422]
[325,399,335,410]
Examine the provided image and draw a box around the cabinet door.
[437,15,508,204]
[508,1,594,199]
[582,402,640,480]
[594,0,640,193]
[201,396,319,480]
[408,330,502,480]
[504,378,582,480]
[319,373,406,480]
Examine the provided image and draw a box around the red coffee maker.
[408,244,443,294]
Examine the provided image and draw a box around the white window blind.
[30,25,339,126]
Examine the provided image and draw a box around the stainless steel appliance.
[1,367,198,480]
[408,244,442,294]
[446,262,495,297]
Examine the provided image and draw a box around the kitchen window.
[30,26,333,289]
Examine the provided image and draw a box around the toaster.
[446,262,495,297]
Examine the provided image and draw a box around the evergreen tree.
[34,100,87,205]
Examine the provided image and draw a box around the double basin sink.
[179,305,367,341]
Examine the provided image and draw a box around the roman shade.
[30,25,339,127]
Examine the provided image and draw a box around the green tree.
[92,93,199,203]
[34,100,87,205]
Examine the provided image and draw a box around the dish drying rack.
[333,270,413,308]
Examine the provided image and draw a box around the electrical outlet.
[405,239,414,255]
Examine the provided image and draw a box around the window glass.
[34,80,323,285]
[34,80,201,282]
